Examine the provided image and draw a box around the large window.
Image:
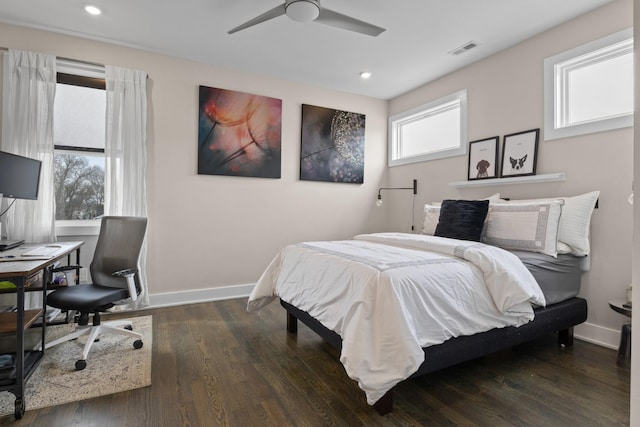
[544,29,633,140]
[388,90,467,167]
[53,71,106,222]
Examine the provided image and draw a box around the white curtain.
[2,50,56,244]
[105,66,149,308]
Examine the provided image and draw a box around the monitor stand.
[0,208,24,251]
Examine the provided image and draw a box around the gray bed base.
[281,296,588,415]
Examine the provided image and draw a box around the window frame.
[54,62,106,236]
[388,90,467,167]
[543,28,633,141]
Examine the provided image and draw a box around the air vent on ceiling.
[449,41,479,56]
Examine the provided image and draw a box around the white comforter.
[248,233,546,405]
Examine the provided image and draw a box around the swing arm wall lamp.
[376,179,417,207]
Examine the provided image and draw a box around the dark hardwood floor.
[1,298,630,426]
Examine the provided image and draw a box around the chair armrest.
[112,268,138,277]
[50,265,82,273]
[112,268,139,302]
[48,263,81,286]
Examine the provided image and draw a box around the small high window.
[388,90,467,166]
[544,29,633,140]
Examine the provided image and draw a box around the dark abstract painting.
[198,85,282,178]
[300,104,365,184]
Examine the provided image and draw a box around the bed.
[248,192,597,414]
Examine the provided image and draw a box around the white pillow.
[556,191,599,256]
[422,204,440,235]
[482,200,564,257]
[499,191,599,256]
[422,193,503,235]
[556,241,573,254]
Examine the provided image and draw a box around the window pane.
[389,90,467,166]
[54,83,105,149]
[53,81,106,220]
[568,53,633,125]
[400,106,460,157]
[544,29,633,140]
[54,152,104,220]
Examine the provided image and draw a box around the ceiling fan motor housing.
[285,0,320,22]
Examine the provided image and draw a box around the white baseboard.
[148,284,621,351]
[148,283,254,308]
[574,321,621,350]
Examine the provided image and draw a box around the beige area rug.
[0,315,152,416]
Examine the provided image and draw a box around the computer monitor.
[0,151,42,200]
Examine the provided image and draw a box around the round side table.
[609,299,632,368]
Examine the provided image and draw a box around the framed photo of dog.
[468,136,498,180]
[500,128,539,178]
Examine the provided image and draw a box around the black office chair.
[46,216,147,370]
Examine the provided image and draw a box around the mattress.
[249,233,547,405]
[510,250,583,305]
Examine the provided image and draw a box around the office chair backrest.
[90,216,147,294]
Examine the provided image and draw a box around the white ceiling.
[0,0,613,99]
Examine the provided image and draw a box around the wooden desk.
[0,241,82,419]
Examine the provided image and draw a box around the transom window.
[388,90,467,167]
[544,28,633,140]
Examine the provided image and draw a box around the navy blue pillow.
[434,199,490,242]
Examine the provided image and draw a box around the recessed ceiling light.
[360,71,372,79]
[85,5,102,16]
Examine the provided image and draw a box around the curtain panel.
[2,49,57,244]
[105,66,149,308]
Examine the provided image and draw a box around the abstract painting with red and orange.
[198,85,282,178]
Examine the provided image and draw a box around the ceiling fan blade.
[228,4,286,34]
[315,8,385,37]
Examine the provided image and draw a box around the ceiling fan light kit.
[285,0,320,22]
[228,0,385,37]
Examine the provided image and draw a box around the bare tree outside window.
[54,154,104,220]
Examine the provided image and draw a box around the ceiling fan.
[227,0,386,37]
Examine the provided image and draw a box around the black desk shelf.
[0,242,82,419]
[0,350,43,387]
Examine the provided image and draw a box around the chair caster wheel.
[133,340,143,350]
[14,398,24,419]
[124,325,133,331]
[75,359,87,370]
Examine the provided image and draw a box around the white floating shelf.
[449,172,566,188]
